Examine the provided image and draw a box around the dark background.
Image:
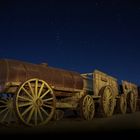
[0,0,140,85]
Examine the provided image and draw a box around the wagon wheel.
[53,109,64,121]
[138,99,140,111]
[15,78,56,127]
[118,94,127,114]
[0,94,17,125]
[80,95,95,120]
[100,86,115,117]
[127,91,137,113]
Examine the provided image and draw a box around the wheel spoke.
[106,90,110,97]
[43,98,53,102]
[38,83,45,98]
[27,107,35,123]
[40,107,49,117]
[18,96,32,102]
[40,89,51,99]
[28,82,34,97]
[0,105,7,108]
[104,99,109,111]
[106,93,111,99]
[0,100,7,104]
[108,96,112,100]
[22,87,33,99]
[104,104,108,113]
[0,107,8,115]
[37,108,44,122]
[35,80,38,98]
[89,102,93,107]
[34,108,38,126]
[18,102,32,108]
[21,105,33,116]
[1,110,9,122]
[8,111,12,123]
[43,104,54,109]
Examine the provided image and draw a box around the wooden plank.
[93,70,119,97]
[122,80,138,95]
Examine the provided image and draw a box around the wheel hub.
[34,98,43,107]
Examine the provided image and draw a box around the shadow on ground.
[0,111,140,137]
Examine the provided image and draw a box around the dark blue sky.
[0,0,140,85]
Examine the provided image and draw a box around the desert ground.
[0,110,140,136]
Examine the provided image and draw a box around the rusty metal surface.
[0,59,83,93]
[0,60,7,92]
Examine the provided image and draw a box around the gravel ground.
[0,111,140,136]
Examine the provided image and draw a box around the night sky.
[0,0,140,85]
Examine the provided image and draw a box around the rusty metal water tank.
[0,59,83,93]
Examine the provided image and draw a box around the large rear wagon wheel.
[0,94,17,125]
[15,79,56,127]
[100,86,115,117]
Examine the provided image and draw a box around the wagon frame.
[0,59,138,127]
